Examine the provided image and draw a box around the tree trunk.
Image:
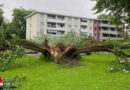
[0,39,130,64]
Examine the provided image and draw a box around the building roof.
[24,11,109,21]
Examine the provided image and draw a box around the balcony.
[101,37,109,40]
[100,24,110,27]
[47,27,56,30]
[56,19,65,23]
[47,26,65,31]
[47,18,57,23]
[101,37,122,40]
[57,27,65,31]
[101,30,118,35]
[81,22,88,26]
[47,15,65,23]
[57,16,65,23]
[81,29,87,32]
[116,37,124,40]
[110,37,118,40]
[110,25,116,28]
[110,24,123,28]
[47,18,65,23]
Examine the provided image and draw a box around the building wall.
[26,12,124,41]
[93,20,124,41]
[43,14,47,35]
[26,13,40,39]
[87,19,93,36]
[26,17,31,39]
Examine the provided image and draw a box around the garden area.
[1,52,130,90]
[0,0,130,89]
[0,31,130,89]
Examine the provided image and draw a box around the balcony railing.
[57,27,65,31]
[81,29,87,32]
[47,27,65,31]
[110,25,116,27]
[56,19,65,23]
[101,30,118,35]
[47,18,65,23]
[47,18,57,23]
[81,22,88,26]
[100,24,110,27]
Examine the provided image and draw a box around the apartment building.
[25,11,124,41]
[92,19,125,41]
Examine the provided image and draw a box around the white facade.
[25,11,124,41]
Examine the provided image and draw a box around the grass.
[1,53,130,90]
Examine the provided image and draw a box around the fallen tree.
[0,39,130,64]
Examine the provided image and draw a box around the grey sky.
[1,0,97,21]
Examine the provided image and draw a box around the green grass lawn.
[1,53,130,90]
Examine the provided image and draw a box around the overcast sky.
[1,0,97,21]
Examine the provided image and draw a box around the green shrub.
[2,74,26,89]
[0,45,25,71]
[33,31,91,47]
[39,53,53,62]
[108,58,130,73]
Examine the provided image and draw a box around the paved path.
[26,53,39,58]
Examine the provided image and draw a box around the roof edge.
[24,10,109,21]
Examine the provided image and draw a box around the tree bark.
[0,39,130,64]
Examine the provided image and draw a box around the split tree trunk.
[0,39,130,64]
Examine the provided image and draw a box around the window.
[47,23,56,28]
[74,18,79,25]
[89,27,92,30]
[89,33,92,36]
[68,25,71,28]
[68,17,72,31]
[81,26,86,29]
[68,17,72,21]
[102,20,108,24]
[47,30,56,35]
[83,32,88,35]
[40,14,44,21]
[89,20,92,24]
[81,18,87,22]
[48,15,56,19]
[29,17,32,38]
[40,22,44,32]
[57,16,65,20]
[40,14,44,32]
[57,31,65,35]
[57,24,65,28]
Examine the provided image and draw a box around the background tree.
[12,8,34,39]
[0,4,4,26]
[97,14,109,19]
[93,0,130,27]
[125,30,129,39]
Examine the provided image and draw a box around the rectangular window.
[81,18,87,22]
[74,18,79,32]
[47,30,57,35]
[57,16,65,20]
[74,18,79,25]
[68,17,72,31]
[57,31,65,35]
[40,14,44,21]
[48,15,56,19]
[89,27,92,30]
[40,14,44,32]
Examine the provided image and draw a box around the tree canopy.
[93,0,130,27]
[0,4,4,26]
[12,8,34,39]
